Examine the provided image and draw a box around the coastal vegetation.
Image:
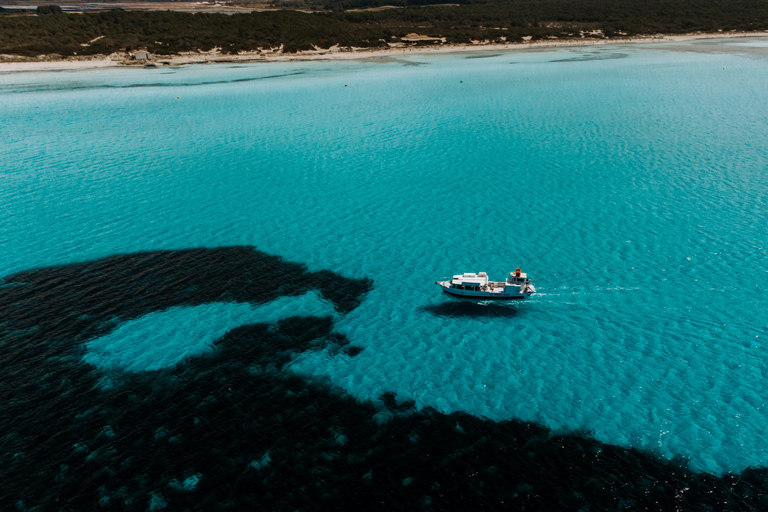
[0,0,767,56]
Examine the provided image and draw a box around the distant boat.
[436,269,535,299]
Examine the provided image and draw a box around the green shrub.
[36,5,63,15]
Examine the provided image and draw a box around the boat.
[436,269,535,299]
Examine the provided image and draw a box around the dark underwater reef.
[1,248,767,511]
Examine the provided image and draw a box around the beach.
[2,30,767,72]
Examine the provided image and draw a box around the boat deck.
[484,282,507,293]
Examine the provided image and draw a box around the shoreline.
[2,31,767,72]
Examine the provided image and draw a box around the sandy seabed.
[1,31,767,72]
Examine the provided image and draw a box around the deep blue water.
[2,37,768,486]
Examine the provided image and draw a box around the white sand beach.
[1,31,767,72]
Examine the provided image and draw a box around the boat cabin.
[506,273,528,285]
[450,272,489,291]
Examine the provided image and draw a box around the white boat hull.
[436,281,534,300]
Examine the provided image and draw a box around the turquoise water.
[83,292,337,372]
[2,39,768,474]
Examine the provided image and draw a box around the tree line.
[1,0,767,57]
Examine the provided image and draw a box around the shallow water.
[84,292,337,372]
[2,38,768,476]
